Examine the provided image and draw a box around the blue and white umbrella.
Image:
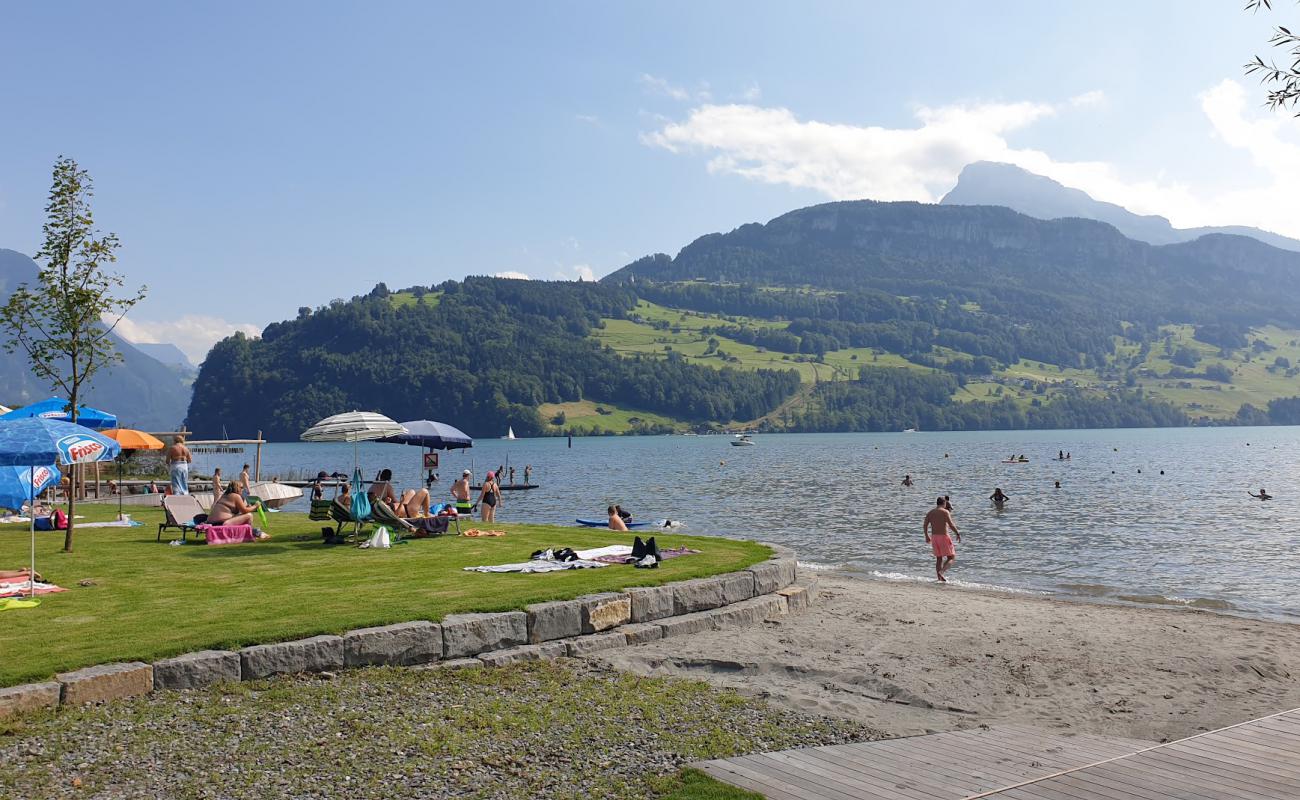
[0,418,121,600]
[0,464,60,512]
[0,397,118,430]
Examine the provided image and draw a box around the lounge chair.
[158,495,206,542]
[369,501,456,536]
[329,497,372,537]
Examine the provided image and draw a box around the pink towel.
[200,524,255,545]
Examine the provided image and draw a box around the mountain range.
[0,248,192,430]
[940,161,1300,253]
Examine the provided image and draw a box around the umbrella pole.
[29,474,35,600]
[118,459,123,520]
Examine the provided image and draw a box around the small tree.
[0,157,146,552]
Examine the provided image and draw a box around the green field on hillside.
[538,399,684,434]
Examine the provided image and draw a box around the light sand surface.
[592,573,1300,742]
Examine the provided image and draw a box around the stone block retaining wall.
[0,543,811,720]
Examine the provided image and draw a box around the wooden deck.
[696,708,1300,799]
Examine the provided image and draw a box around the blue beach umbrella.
[379,420,473,450]
[0,418,121,600]
[0,464,60,512]
[0,397,118,430]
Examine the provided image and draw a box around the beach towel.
[463,559,608,574]
[0,597,40,611]
[589,545,699,564]
[462,528,506,537]
[77,520,144,528]
[199,524,256,545]
[0,580,66,598]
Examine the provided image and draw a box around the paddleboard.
[575,518,655,529]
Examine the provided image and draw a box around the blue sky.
[1,1,1296,361]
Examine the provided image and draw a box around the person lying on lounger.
[370,468,431,517]
[207,482,262,527]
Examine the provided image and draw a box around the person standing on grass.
[209,467,223,508]
[165,435,193,495]
[239,464,252,497]
[924,497,961,582]
[452,469,473,515]
[479,471,502,523]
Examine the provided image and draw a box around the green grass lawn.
[538,399,684,434]
[0,504,768,687]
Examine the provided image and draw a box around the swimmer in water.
[902,474,913,487]
[1250,488,1274,501]
[989,487,1009,508]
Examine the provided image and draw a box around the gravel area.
[0,660,880,799]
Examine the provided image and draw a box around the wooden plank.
[798,748,971,800]
[698,758,825,800]
[1138,748,1300,796]
[1080,759,1261,800]
[764,750,939,800]
[735,754,870,800]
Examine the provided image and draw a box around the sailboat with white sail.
[502,426,516,440]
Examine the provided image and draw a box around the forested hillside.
[187,278,799,440]
[191,200,1300,438]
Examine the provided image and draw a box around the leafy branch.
[1245,0,1300,113]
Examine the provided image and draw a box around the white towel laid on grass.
[464,559,609,574]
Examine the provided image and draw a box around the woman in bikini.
[369,468,431,517]
[207,482,262,528]
[479,471,502,523]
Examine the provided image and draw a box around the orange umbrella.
[102,429,166,518]
[103,429,165,451]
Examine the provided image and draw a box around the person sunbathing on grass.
[370,468,431,517]
[207,482,262,528]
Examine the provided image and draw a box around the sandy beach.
[592,572,1300,743]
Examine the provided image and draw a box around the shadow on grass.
[180,544,295,558]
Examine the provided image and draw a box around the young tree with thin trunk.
[0,156,146,552]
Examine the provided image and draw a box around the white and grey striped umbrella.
[300,411,406,443]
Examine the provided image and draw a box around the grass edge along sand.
[0,505,769,687]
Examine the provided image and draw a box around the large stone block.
[441,612,527,658]
[153,650,241,690]
[748,558,798,595]
[58,662,153,705]
[0,681,60,720]
[240,635,343,679]
[777,585,810,614]
[763,543,796,561]
[717,571,756,604]
[620,622,664,645]
[526,600,583,643]
[580,592,631,633]
[477,642,566,667]
[627,585,675,622]
[712,594,787,628]
[672,577,728,615]
[803,571,820,601]
[657,609,718,639]
[564,631,628,657]
[344,621,441,667]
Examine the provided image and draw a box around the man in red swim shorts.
[923,497,961,582]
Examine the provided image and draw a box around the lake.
[195,427,1300,622]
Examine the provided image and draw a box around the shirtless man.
[608,505,629,531]
[451,469,473,515]
[924,497,961,582]
[239,464,252,497]
[1250,488,1274,501]
[165,435,193,495]
[902,474,913,487]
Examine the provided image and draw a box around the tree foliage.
[1246,1,1300,113]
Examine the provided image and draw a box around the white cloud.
[738,82,762,102]
[494,270,531,280]
[643,84,1300,239]
[575,113,601,126]
[107,314,261,364]
[571,264,596,281]
[639,73,711,103]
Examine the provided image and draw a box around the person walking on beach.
[165,435,192,495]
[209,467,223,507]
[924,497,961,582]
[239,464,252,497]
[479,471,502,523]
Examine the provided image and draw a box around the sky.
[2,1,1298,363]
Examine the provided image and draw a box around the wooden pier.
[695,708,1300,799]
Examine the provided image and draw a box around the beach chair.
[158,495,206,542]
[329,497,371,537]
[369,501,456,536]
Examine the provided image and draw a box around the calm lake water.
[197,428,1300,622]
